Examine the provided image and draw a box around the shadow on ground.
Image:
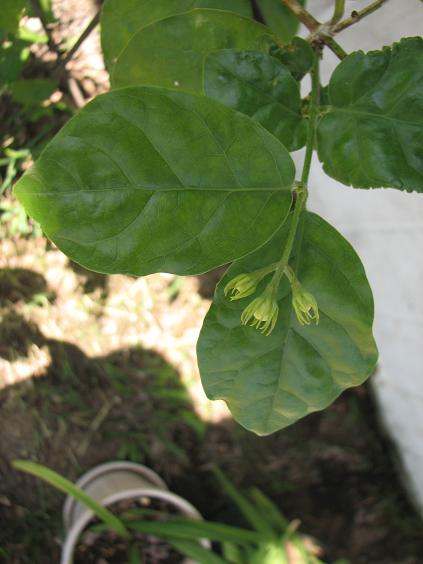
[1,316,423,564]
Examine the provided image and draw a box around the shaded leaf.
[8,78,57,108]
[101,0,253,70]
[13,461,129,538]
[317,37,423,192]
[256,0,304,43]
[204,49,306,150]
[14,87,295,276]
[0,0,26,37]
[128,518,263,544]
[197,212,378,435]
[270,37,314,81]
[112,9,276,94]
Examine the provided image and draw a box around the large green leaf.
[14,87,295,276]
[112,10,276,94]
[197,212,378,435]
[101,0,253,70]
[256,0,304,43]
[204,49,306,151]
[317,37,423,192]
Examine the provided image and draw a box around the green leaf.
[8,78,57,108]
[128,518,263,544]
[0,41,26,84]
[270,37,314,81]
[101,0,253,71]
[112,9,276,93]
[0,0,26,36]
[255,0,304,43]
[317,37,423,192]
[247,489,288,532]
[169,539,227,564]
[197,212,378,435]
[14,87,295,276]
[213,467,275,537]
[13,460,130,538]
[204,50,306,151]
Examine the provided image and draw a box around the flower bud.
[224,264,277,301]
[240,287,279,336]
[291,282,319,326]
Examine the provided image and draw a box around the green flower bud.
[224,264,277,301]
[240,287,279,336]
[291,281,319,326]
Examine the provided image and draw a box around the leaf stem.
[333,0,389,33]
[271,53,320,287]
[301,51,320,187]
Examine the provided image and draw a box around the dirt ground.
[1,0,423,563]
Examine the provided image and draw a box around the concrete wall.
[297,0,423,511]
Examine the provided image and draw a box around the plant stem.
[331,0,346,24]
[271,53,320,287]
[281,0,320,31]
[301,52,320,187]
[28,0,61,58]
[58,11,101,68]
[281,0,346,60]
[333,0,389,33]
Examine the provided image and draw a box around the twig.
[281,0,320,31]
[331,0,346,24]
[28,0,61,58]
[67,77,86,108]
[281,0,347,60]
[58,11,101,69]
[333,0,390,33]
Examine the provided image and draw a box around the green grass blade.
[248,488,288,532]
[213,467,274,537]
[13,460,130,538]
[128,518,261,544]
[169,539,227,564]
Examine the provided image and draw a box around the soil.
[74,498,184,564]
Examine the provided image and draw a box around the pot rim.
[60,487,209,564]
[63,461,168,529]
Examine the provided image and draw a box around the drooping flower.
[240,286,279,336]
[291,280,319,326]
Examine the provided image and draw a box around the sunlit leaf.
[317,37,423,192]
[204,49,306,150]
[112,10,276,94]
[14,87,295,276]
[197,212,378,435]
[101,0,253,70]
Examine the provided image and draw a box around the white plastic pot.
[61,461,208,564]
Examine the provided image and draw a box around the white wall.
[298,0,423,511]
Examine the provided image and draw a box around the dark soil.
[74,498,183,564]
[1,323,423,563]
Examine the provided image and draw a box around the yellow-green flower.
[291,281,319,326]
[240,287,279,336]
[224,264,277,301]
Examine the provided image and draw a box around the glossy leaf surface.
[256,0,303,42]
[204,50,306,151]
[318,37,423,192]
[112,10,276,94]
[101,0,253,70]
[14,87,295,276]
[197,212,378,435]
